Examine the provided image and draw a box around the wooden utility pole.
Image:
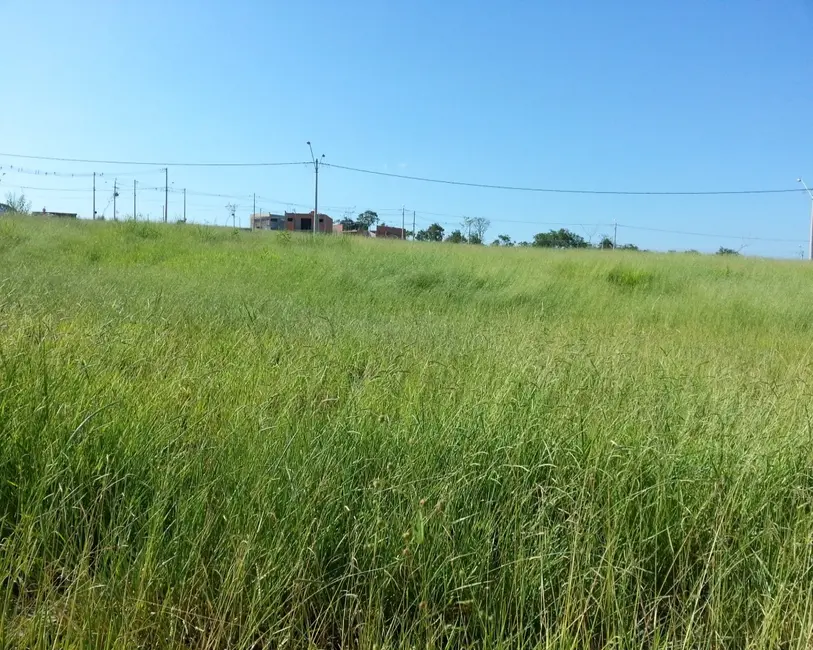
[412,210,416,241]
[92,172,96,220]
[133,180,137,221]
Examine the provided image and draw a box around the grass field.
[2,214,813,649]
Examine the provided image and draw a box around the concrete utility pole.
[183,188,187,223]
[613,221,617,249]
[164,168,169,223]
[253,193,256,219]
[402,205,405,239]
[412,210,416,241]
[92,172,96,220]
[798,178,813,261]
[133,180,137,221]
[307,141,325,234]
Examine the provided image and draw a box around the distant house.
[250,213,286,230]
[283,211,333,233]
[0,203,13,214]
[39,208,77,218]
[334,223,369,236]
[375,225,406,239]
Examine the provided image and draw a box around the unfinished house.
[283,211,333,233]
[250,213,286,230]
[375,225,406,239]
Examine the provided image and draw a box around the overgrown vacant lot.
[2,215,813,649]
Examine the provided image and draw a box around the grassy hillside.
[2,215,813,649]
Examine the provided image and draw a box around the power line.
[412,215,609,230]
[5,156,807,246]
[409,213,807,244]
[617,223,807,244]
[0,165,163,178]
[412,209,613,227]
[3,151,809,196]
[7,180,802,244]
[0,184,93,192]
[0,152,310,168]
[324,163,809,196]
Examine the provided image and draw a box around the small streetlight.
[307,141,325,234]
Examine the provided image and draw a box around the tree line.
[415,220,641,250]
[414,218,740,255]
[3,196,743,256]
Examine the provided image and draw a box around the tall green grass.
[1,214,813,648]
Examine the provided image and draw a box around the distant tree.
[468,217,490,242]
[4,192,31,214]
[619,243,640,251]
[356,210,379,230]
[684,249,701,255]
[598,236,614,250]
[339,217,357,229]
[226,203,237,228]
[517,241,531,247]
[498,234,514,247]
[716,247,740,256]
[446,229,467,244]
[415,223,445,242]
[468,234,483,245]
[532,228,589,249]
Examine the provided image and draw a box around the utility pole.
[113,179,118,221]
[314,157,319,233]
[133,180,137,221]
[402,205,405,239]
[307,142,324,235]
[797,179,813,261]
[163,168,168,223]
[92,172,96,220]
[253,193,256,218]
[412,210,416,241]
[613,221,617,249]
[183,188,187,223]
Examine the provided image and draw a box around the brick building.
[375,224,406,239]
[334,223,369,236]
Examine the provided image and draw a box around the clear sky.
[2,0,812,255]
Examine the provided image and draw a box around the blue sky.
[2,0,812,255]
